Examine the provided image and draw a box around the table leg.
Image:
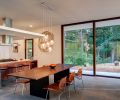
[30,69,70,99]
[54,69,69,82]
[30,76,49,99]
[0,70,2,88]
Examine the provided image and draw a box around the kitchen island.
[0,59,37,88]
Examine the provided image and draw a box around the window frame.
[25,39,34,59]
[61,16,120,77]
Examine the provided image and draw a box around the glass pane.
[26,39,33,59]
[64,23,93,75]
[96,19,120,77]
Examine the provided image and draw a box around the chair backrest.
[77,68,82,77]
[69,72,75,82]
[59,77,67,89]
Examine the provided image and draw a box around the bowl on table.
[49,64,57,69]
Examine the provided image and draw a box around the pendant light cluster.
[38,1,54,52]
[38,31,54,52]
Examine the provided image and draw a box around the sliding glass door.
[96,19,120,77]
[63,23,93,75]
[63,18,120,77]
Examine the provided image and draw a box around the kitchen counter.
[0,59,38,88]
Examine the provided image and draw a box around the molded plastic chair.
[44,77,67,100]
[67,72,76,98]
[75,68,84,88]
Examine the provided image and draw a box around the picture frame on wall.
[13,43,18,53]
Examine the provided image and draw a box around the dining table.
[9,64,73,99]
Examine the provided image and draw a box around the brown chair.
[44,77,67,100]
[75,68,84,88]
[14,63,30,95]
[68,72,75,83]
[67,72,76,98]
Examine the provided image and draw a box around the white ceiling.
[0,0,120,31]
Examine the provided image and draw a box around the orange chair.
[67,72,76,98]
[44,77,67,100]
[75,68,84,88]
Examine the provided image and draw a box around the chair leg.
[81,79,84,88]
[77,79,84,93]
[68,86,70,98]
[65,89,68,100]
[14,84,18,94]
[68,84,75,98]
[58,93,61,100]
[58,91,64,100]
[65,94,68,100]
[21,84,25,95]
[73,85,76,93]
[46,90,49,100]
[73,82,77,93]
[25,84,27,91]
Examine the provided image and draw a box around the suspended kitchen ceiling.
[0,26,44,40]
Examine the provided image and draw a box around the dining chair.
[14,78,30,95]
[14,63,30,95]
[67,72,76,98]
[75,68,84,89]
[44,76,67,100]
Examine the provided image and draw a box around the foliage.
[64,25,120,66]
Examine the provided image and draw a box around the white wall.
[0,45,11,59]
[0,36,12,59]
[34,25,62,66]
[10,40,25,59]
[9,25,62,67]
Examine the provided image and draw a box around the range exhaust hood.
[0,18,44,46]
[1,18,13,45]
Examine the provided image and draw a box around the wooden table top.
[9,64,72,80]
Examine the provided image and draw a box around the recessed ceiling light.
[29,25,33,28]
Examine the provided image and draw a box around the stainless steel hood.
[1,18,13,45]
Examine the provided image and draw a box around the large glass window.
[63,18,120,77]
[63,23,93,75]
[96,19,120,77]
